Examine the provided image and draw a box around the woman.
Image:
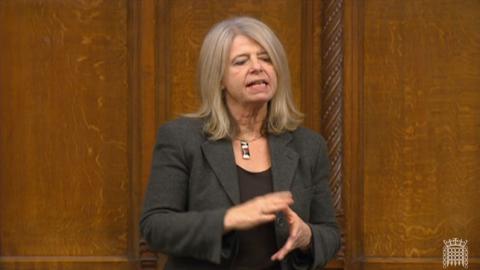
[141,17,340,269]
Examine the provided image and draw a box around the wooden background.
[0,0,478,269]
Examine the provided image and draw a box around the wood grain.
[343,1,364,269]
[3,0,477,269]
[344,0,480,269]
[301,0,323,133]
[362,0,480,260]
[0,256,135,270]
[0,0,131,267]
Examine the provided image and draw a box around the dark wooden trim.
[301,0,315,130]
[127,0,141,262]
[138,0,158,193]
[134,0,160,268]
[343,0,364,269]
[138,0,172,268]
[301,0,324,133]
[155,0,171,126]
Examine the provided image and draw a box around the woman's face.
[222,35,278,109]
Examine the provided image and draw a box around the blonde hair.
[188,17,303,140]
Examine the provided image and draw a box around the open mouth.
[246,79,269,87]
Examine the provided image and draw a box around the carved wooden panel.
[321,0,345,258]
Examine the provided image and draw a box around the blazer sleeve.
[291,135,341,269]
[140,124,235,264]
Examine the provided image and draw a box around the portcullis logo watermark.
[443,238,468,269]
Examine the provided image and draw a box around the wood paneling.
[301,0,323,132]
[363,0,480,257]
[0,0,133,268]
[345,0,480,269]
[2,0,478,269]
[344,1,364,269]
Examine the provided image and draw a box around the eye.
[260,56,272,63]
[258,53,272,63]
[233,59,247,66]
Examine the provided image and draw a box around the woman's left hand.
[271,207,312,261]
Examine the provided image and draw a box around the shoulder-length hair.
[188,16,303,140]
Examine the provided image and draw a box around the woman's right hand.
[223,191,293,233]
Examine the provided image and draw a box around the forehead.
[229,35,266,57]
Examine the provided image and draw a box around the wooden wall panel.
[0,0,133,268]
[5,0,478,269]
[343,0,480,269]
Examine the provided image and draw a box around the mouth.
[245,79,269,88]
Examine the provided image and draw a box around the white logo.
[443,238,468,269]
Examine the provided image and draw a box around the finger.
[259,196,294,214]
[272,219,298,260]
[262,192,293,204]
[260,213,276,223]
[271,237,295,261]
[265,191,292,198]
[288,208,305,245]
[283,207,312,250]
[262,193,293,203]
[261,202,292,215]
[245,214,276,230]
[283,206,298,222]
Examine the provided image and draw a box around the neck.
[227,101,268,140]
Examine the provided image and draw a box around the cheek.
[226,70,244,86]
[271,75,278,87]
[266,67,278,84]
[269,73,278,89]
[223,74,237,89]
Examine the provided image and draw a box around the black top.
[232,166,280,270]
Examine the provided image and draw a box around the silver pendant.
[240,141,251,159]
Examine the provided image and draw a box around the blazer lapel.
[269,132,299,192]
[201,139,240,205]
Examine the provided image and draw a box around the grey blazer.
[140,117,340,270]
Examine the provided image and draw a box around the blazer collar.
[201,132,299,205]
[201,138,240,204]
[268,132,299,192]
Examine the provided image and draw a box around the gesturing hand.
[271,207,312,261]
[224,191,293,232]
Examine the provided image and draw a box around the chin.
[247,90,275,102]
[246,97,272,107]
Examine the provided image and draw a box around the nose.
[249,57,263,73]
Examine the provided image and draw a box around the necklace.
[237,134,263,160]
